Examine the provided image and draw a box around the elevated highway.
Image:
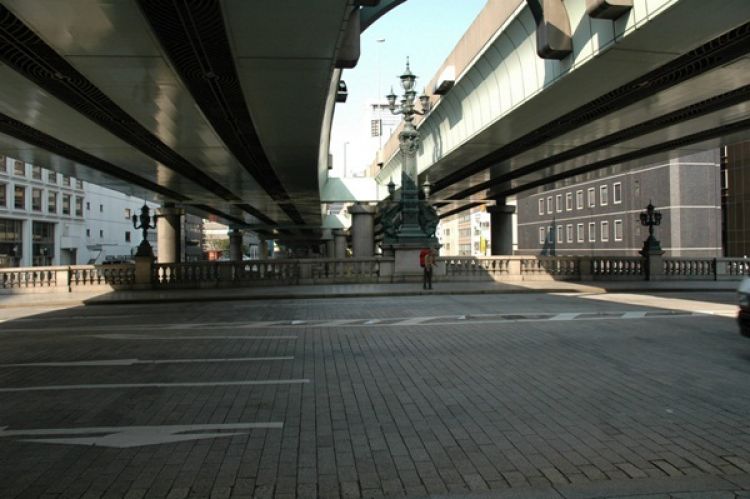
[375,0,750,224]
[0,0,402,244]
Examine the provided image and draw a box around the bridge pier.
[349,203,376,257]
[333,229,348,258]
[488,204,516,255]
[229,228,243,262]
[157,203,183,263]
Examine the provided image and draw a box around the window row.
[538,183,622,215]
[84,229,132,242]
[0,184,83,217]
[0,157,83,189]
[538,220,624,244]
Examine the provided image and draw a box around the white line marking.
[0,423,282,448]
[364,319,380,325]
[0,357,294,368]
[94,334,296,341]
[397,317,431,325]
[622,311,648,319]
[457,315,467,320]
[290,320,306,325]
[553,313,580,321]
[0,379,310,393]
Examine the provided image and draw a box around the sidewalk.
[0,279,741,309]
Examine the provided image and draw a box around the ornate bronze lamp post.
[639,201,663,255]
[639,201,664,281]
[382,58,438,245]
[132,203,157,257]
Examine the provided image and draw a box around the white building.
[0,155,158,267]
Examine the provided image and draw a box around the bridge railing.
[152,257,387,288]
[0,264,135,293]
[2,255,749,294]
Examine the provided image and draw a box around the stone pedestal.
[488,204,515,255]
[229,229,243,262]
[382,242,439,282]
[349,203,376,257]
[641,250,664,281]
[134,255,154,289]
[157,204,183,264]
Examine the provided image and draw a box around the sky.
[329,0,488,177]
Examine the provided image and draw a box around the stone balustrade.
[2,256,749,294]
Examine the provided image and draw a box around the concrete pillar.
[349,203,376,257]
[488,203,516,255]
[333,229,347,258]
[157,203,183,263]
[229,228,243,262]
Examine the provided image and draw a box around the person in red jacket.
[420,247,436,290]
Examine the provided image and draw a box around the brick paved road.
[0,292,749,498]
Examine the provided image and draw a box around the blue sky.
[330,0,487,177]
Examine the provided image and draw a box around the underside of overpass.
[0,0,403,245]
[375,0,750,220]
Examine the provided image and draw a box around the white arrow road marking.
[94,334,296,341]
[0,357,294,368]
[0,423,282,448]
[0,379,310,393]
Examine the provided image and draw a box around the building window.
[31,188,42,211]
[125,231,131,242]
[555,194,562,213]
[587,187,595,208]
[14,185,25,210]
[614,219,623,241]
[62,194,70,215]
[86,201,90,211]
[576,223,584,243]
[546,196,553,214]
[62,174,71,186]
[613,182,622,204]
[566,224,573,243]
[48,192,57,214]
[576,190,583,210]
[99,229,104,238]
[601,221,609,242]
[48,171,57,184]
[99,204,104,213]
[13,160,25,176]
[0,183,6,207]
[556,225,563,244]
[0,155,5,173]
[600,185,608,206]
[538,199,544,215]
[124,208,132,219]
[32,222,54,266]
[75,197,83,217]
[539,227,545,244]
[75,179,83,189]
[588,222,595,242]
[565,192,572,211]
[32,166,42,180]
[86,228,90,238]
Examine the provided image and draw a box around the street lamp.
[382,57,435,243]
[639,201,663,255]
[132,203,157,257]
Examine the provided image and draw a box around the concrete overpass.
[375,0,750,252]
[0,0,402,250]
